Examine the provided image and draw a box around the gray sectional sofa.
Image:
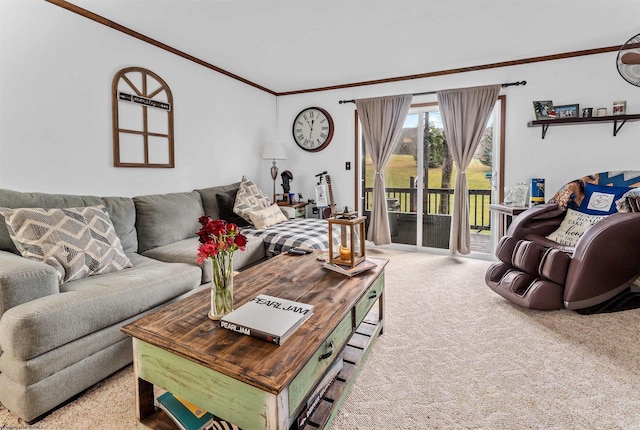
[0,182,266,422]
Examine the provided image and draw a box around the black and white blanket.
[241,218,341,257]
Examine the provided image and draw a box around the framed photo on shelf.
[532,100,556,120]
[555,104,580,118]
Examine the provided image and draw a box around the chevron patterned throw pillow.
[232,179,270,224]
[0,205,132,284]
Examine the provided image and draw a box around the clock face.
[292,107,334,152]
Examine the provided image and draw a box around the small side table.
[280,202,308,219]
[489,204,528,239]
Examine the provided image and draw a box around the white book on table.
[220,294,314,345]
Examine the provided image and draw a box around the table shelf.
[298,309,382,430]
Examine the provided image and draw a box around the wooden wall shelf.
[527,114,640,139]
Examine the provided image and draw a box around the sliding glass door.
[361,98,504,254]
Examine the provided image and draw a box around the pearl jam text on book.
[252,296,311,315]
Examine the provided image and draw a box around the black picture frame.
[555,104,580,119]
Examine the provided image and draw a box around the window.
[112,67,174,168]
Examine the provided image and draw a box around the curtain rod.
[337,80,527,104]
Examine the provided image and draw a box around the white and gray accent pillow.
[248,203,288,230]
[545,208,606,247]
[233,179,270,224]
[0,205,132,284]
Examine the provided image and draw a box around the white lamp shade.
[262,141,287,160]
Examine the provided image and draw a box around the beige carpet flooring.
[2,248,640,429]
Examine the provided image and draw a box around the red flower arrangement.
[196,216,247,263]
[196,216,247,319]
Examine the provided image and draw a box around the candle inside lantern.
[339,245,351,261]
[339,225,351,261]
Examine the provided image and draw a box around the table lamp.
[262,141,287,198]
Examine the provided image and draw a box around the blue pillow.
[578,183,632,215]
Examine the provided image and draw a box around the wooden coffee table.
[122,251,387,429]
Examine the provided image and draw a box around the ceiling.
[66,0,640,94]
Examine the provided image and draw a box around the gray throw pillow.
[0,205,132,284]
[216,189,250,227]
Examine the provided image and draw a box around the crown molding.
[47,0,621,98]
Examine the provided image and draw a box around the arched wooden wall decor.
[112,67,174,168]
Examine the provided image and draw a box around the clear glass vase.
[208,254,234,320]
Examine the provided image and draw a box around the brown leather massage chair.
[486,171,640,313]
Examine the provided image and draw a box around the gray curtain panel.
[437,85,500,255]
[356,94,412,245]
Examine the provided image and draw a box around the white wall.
[2,1,639,205]
[276,52,640,209]
[0,1,276,197]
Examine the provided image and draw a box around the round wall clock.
[292,107,334,152]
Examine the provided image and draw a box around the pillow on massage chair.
[575,183,631,215]
[545,208,606,247]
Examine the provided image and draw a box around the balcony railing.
[363,187,492,231]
